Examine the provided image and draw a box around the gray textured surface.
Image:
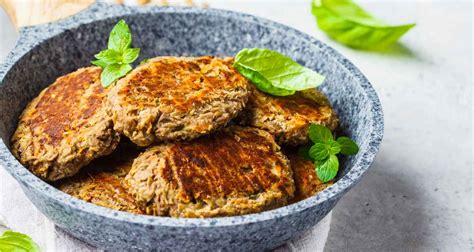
[0,2,382,251]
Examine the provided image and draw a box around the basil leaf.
[94,49,122,64]
[308,124,333,143]
[0,230,40,252]
[108,19,132,52]
[234,63,295,96]
[122,48,141,64]
[309,142,329,161]
[91,59,108,68]
[311,0,415,50]
[315,154,339,182]
[101,63,132,87]
[234,48,325,95]
[337,136,359,155]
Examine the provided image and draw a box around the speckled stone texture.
[0,3,383,251]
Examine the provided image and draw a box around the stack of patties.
[11,56,338,217]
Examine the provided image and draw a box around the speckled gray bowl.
[0,2,383,251]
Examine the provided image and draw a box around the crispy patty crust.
[11,67,120,181]
[109,56,250,146]
[57,142,143,214]
[124,126,295,218]
[238,85,338,145]
[286,151,333,203]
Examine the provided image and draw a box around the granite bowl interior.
[0,4,383,227]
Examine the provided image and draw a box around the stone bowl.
[0,2,383,251]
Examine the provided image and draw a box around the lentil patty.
[124,126,295,218]
[11,67,120,181]
[57,142,143,214]
[238,85,338,145]
[108,56,250,146]
[286,151,333,203]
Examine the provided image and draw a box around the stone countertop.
[0,1,472,251]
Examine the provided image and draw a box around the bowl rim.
[0,2,384,227]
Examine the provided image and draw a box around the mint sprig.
[92,20,140,87]
[300,124,359,182]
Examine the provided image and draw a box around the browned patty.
[11,67,120,181]
[57,142,143,214]
[286,151,333,203]
[124,126,295,218]
[238,85,338,146]
[108,56,250,147]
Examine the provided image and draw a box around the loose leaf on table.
[0,230,40,252]
[311,0,415,50]
[234,48,325,96]
[316,154,339,183]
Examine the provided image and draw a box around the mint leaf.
[308,124,333,143]
[101,64,132,87]
[0,230,40,252]
[337,136,359,155]
[311,0,415,50]
[309,142,329,161]
[315,154,339,182]
[234,48,325,96]
[91,20,140,87]
[108,19,132,52]
[234,63,295,96]
[327,140,341,155]
[94,49,122,64]
[122,48,141,64]
[139,58,150,65]
[91,59,108,68]
[298,144,313,160]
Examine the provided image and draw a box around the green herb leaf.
[308,124,333,143]
[337,136,359,155]
[94,49,122,64]
[0,230,40,252]
[91,20,140,87]
[101,63,132,87]
[327,139,342,155]
[91,59,108,68]
[309,142,329,161]
[234,48,325,96]
[298,144,313,160]
[315,154,339,182]
[122,48,141,64]
[311,0,415,50]
[108,19,132,53]
[139,58,150,65]
[233,63,295,96]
